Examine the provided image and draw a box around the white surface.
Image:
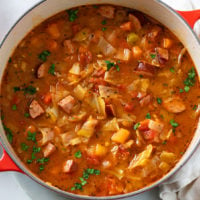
[0,0,199,200]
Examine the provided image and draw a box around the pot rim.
[0,0,200,199]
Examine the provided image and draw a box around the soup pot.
[0,0,200,199]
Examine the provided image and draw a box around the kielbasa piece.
[37,63,47,78]
[58,95,75,114]
[155,47,169,64]
[29,100,44,119]
[43,143,56,157]
[134,61,156,77]
[63,160,78,173]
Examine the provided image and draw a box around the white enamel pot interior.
[0,0,200,199]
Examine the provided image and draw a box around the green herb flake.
[193,105,198,111]
[184,86,190,92]
[3,124,13,143]
[102,27,107,31]
[71,183,82,191]
[105,60,120,72]
[101,20,107,25]
[21,143,29,151]
[74,150,82,158]
[179,88,184,93]
[22,85,37,95]
[8,58,12,63]
[37,157,49,164]
[27,159,32,164]
[12,104,17,111]
[33,146,41,153]
[162,140,167,145]
[170,119,179,128]
[80,177,87,186]
[27,131,37,143]
[67,9,79,22]
[13,87,20,92]
[170,67,175,73]
[133,122,140,130]
[93,5,98,8]
[150,54,156,59]
[145,113,151,119]
[157,97,162,104]
[24,113,30,118]
[38,50,51,62]
[39,165,45,171]
[48,64,55,75]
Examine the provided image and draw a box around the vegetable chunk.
[111,128,130,144]
[29,100,44,119]
[58,95,75,114]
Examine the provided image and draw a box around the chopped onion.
[69,62,81,75]
[99,85,119,98]
[73,28,90,42]
[177,47,186,67]
[101,118,119,131]
[115,48,131,61]
[73,84,87,100]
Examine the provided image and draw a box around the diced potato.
[47,23,60,39]
[148,120,164,133]
[159,161,170,172]
[111,128,130,144]
[95,144,107,156]
[132,46,142,58]
[160,151,176,164]
[163,38,173,48]
[73,84,87,100]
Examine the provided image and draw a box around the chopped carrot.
[43,92,52,104]
[47,23,60,39]
[46,40,58,51]
[163,38,173,48]
[120,21,132,31]
[138,119,150,131]
[132,46,142,58]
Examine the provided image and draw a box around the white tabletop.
[0,0,199,199]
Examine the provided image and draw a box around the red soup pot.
[0,0,200,199]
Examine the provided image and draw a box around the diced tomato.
[72,24,81,35]
[86,155,100,165]
[138,119,150,131]
[143,129,157,140]
[42,92,52,104]
[124,102,134,112]
[120,21,132,31]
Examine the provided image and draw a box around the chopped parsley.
[102,27,107,31]
[21,143,29,151]
[24,113,30,118]
[105,60,120,71]
[13,86,20,92]
[48,64,55,75]
[179,88,184,93]
[193,105,198,111]
[162,140,167,145]
[101,20,107,25]
[150,54,156,59]
[8,57,12,63]
[170,67,175,73]
[157,97,162,104]
[12,104,17,111]
[3,124,13,143]
[38,50,51,62]
[133,122,140,130]
[71,168,100,191]
[74,150,82,158]
[27,131,37,143]
[37,157,49,164]
[145,113,151,119]
[22,85,37,95]
[39,165,45,171]
[183,67,196,92]
[170,119,179,133]
[33,146,41,153]
[67,9,79,22]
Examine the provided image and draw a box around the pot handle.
[0,143,23,173]
[177,10,200,28]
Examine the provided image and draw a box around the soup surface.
[0,5,200,196]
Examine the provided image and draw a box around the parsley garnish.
[22,85,37,95]
[183,67,196,92]
[162,140,167,145]
[12,104,17,111]
[150,54,156,59]
[39,165,45,171]
[27,131,37,143]
[133,122,140,130]
[179,88,184,93]
[102,27,107,31]
[24,113,30,118]
[38,50,51,62]
[145,113,151,119]
[37,157,49,164]
[3,124,13,143]
[48,64,55,75]
[74,150,82,158]
[170,119,179,133]
[21,143,29,151]
[13,87,20,92]
[184,86,190,92]
[33,146,41,153]
[157,97,162,104]
[193,105,197,110]
[67,9,79,22]
[8,57,12,63]
[170,67,175,73]
[105,60,120,71]
[101,20,107,25]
